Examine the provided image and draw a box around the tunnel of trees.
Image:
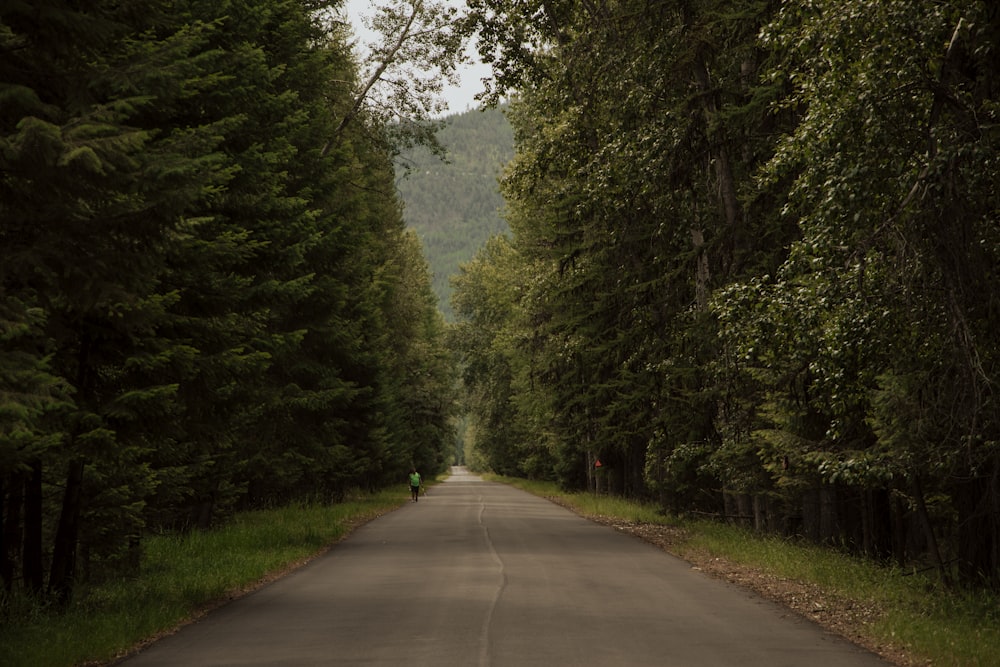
[4,0,1000,610]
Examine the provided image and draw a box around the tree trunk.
[690,228,710,311]
[48,457,85,603]
[801,487,820,542]
[911,472,951,588]
[820,484,838,544]
[23,461,43,594]
[722,488,735,522]
[736,493,752,528]
[692,54,743,273]
[752,493,765,532]
[892,487,908,568]
[0,474,9,592]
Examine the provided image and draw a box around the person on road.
[409,469,421,502]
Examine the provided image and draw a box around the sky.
[341,0,493,115]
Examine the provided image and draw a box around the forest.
[396,106,512,321]
[4,0,1000,621]
[451,0,1000,590]
[0,0,457,605]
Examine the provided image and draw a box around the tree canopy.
[454,0,1000,588]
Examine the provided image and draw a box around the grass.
[487,474,1000,667]
[0,489,408,667]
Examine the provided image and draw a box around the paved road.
[122,467,888,666]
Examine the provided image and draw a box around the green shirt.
[409,472,421,487]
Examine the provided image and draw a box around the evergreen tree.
[1,0,460,604]
[1,0,234,599]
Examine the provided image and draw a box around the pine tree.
[1,0,238,599]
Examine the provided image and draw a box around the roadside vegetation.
[490,475,1000,667]
[0,490,409,667]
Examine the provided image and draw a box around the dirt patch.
[561,507,924,667]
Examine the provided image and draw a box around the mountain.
[396,106,513,320]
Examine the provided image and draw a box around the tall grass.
[0,490,406,667]
[489,474,1000,667]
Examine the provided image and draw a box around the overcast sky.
[342,0,493,115]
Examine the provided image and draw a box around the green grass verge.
[0,489,408,667]
[487,474,1000,667]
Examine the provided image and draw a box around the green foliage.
[459,0,785,497]
[723,0,1000,580]
[0,0,459,606]
[460,0,1000,589]
[450,236,541,477]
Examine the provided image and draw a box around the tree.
[717,0,1000,583]
[450,235,546,477]
[378,229,458,477]
[330,0,474,154]
[1,0,246,600]
[1,0,462,605]
[457,0,1000,589]
[464,0,786,497]
[0,299,70,593]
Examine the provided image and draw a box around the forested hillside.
[396,107,512,320]
[454,0,1000,590]
[0,0,456,605]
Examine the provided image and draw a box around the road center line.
[477,495,507,667]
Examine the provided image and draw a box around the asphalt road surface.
[122,467,889,666]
